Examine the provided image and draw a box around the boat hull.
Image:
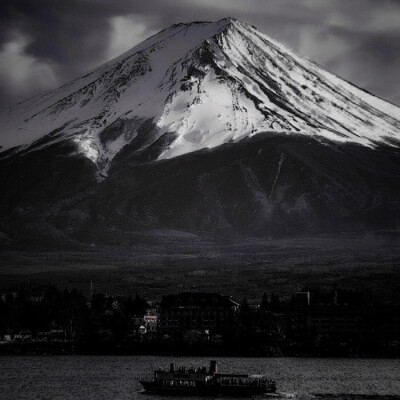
[140,380,276,396]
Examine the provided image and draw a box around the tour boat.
[139,360,276,396]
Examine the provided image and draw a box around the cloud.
[326,1,400,34]
[296,27,352,65]
[326,32,400,102]
[0,0,399,108]
[106,14,157,61]
[0,32,58,107]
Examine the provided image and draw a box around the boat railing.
[218,376,273,387]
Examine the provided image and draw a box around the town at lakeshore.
[1,286,399,357]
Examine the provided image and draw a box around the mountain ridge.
[0,18,399,179]
[0,18,400,247]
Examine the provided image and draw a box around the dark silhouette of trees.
[270,293,280,311]
[260,292,269,311]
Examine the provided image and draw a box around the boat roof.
[154,371,269,379]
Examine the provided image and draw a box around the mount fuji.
[1,18,400,247]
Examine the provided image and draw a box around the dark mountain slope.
[2,134,398,247]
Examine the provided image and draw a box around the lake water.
[1,356,399,400]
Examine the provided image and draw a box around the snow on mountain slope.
[0,17,399,178]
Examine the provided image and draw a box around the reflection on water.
[0,356,399,400]
[312,396,400,400]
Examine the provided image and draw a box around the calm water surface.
[1,356,399,400]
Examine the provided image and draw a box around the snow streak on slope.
[0,19,233,175]
[0,18,399,178]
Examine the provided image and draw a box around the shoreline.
[1,342,399,358]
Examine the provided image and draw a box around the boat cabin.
[153,361,272,388]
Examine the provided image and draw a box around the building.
[144,315,158,333]
[307,305,362,335]
[287,296,363,338]
[132,314,159,335]
[293,292,310,307]
[14,329,33,342]
[159,292,238,334]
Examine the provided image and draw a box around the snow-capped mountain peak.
[0,18,399,179]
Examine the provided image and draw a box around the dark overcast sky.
[0,0,399,110]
